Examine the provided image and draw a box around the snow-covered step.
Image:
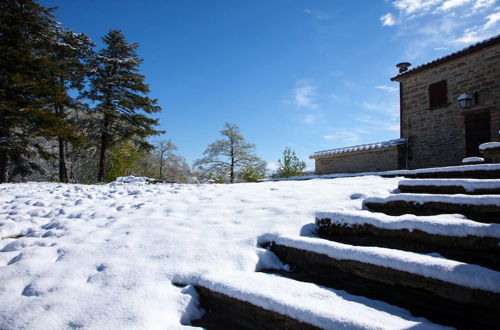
[189,272,443,330]
[259,234,500,328]
[315,210,500,271]
[395,164,500,179]
[363,194,500,223]
[398,179,500,195]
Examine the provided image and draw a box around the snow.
[265,163,500,182]
[479,141,500,150]
[398,178,500,192]
[310,138,407,158]
[462,157,483,163]
[363,193,500,207]
[113,175,151,184]
[186,272,443,329]
[315,210,500,238]
[0,176,406,329]
[260,234,500,293]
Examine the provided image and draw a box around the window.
[428,80,448,108]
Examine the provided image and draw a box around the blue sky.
[41,0,500,170]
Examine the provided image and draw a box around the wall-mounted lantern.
[457,93,473,109]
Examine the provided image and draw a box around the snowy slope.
[0,177,404,329]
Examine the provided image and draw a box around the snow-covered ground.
[0,176,472,328]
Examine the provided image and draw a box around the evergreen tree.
[87,30,163,182]
[194,123,264,183]
[45,27,94,182]
[0,0,60,182]
[238,159,267,182]
[276,147,307,178]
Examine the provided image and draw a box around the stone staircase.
[186,166,500,329]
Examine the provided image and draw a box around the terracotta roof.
[391,34,500,81]
[310,138,407,159]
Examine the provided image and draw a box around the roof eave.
[390,34,500,81]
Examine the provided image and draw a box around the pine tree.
[0,0,61,182]
[276,147,306,178]
[87,30,163,182]
[45,28,94,182]
[194,123,264,183]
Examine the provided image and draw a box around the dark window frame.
[428,80,449,109]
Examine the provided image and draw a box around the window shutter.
[428,80,448,108]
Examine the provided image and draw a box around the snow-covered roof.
[391,34,500,81]
[310,138,407,159]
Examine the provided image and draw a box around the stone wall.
[396,41,500,169]
[314,145,405,175]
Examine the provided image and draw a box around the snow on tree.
[194,123,265,183]
[45,28,94,182]
[0,0,61,182]
[87,30,163,182]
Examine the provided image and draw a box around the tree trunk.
[159,150,165,180]
[0,153,8,183]
[98,117,109,182]
[58,136,68,183]
[56,79,69,183]
[230,156,235,183]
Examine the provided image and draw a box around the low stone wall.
[483,146,500,163]
[314,145,405,175]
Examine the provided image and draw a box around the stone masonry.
[313,143,406,175]
[392,36,500,169]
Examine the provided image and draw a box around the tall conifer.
[45,28,94,182]
[0,0,60,182]
[87,30,162,182]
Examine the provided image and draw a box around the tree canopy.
[87,29,163,182]
[194,123,265,183]
[275,147,307,178]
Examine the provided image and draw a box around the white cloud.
[454,9,500,43]
[393,0,442,15]
[381,13,396,26]
[473,0,496,10]
[375,85,399,92]
[438,0,472,11]
[356,116,400,132]
[304,8,330,20]
[383,0,499,56]
[484,10,500,29]
[362,101,399,115]
[293,80,318,109]
[323,129,362,144]
[302,114,316,124]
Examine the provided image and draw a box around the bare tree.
[155,139,176,180]
[194,122,263,183]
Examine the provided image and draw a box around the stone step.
[363,194,500,223]
[398,179,500,195]
[314,211,500,271]
[391,164,500,179]
[259,234,500,329]
[187,272,443,329]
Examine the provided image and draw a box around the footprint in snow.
[350,193,366,200]
[96,264,107,272]
[22,284,43,297]
[7,252,23,265]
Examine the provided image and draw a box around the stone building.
[311,35,500,175]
